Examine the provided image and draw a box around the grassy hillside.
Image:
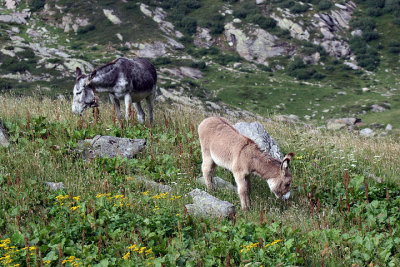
[0,95,399,266]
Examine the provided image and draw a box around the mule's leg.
[109,94,122,120]
[133,102,145,124]
[145,86,156,124]
[235,173,251,210]
[201,152,216,191]
[124,94,132,121]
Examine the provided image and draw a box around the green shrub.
[279,0,295,8]
[249,14,277,30]
[178,17,197,34]
[362,30,379,41]
[367,8,383,17]
[189,61,206,70]
[30,0,45,12]
[233,8,248,19]
[77,24,96,35]
[290,3,309,14]
[215,54,242,66]
[317,0,333,11]
[16,49,35,59]
[47,58,63,64]
[153,57,172,66]
[350,17,376,32]
[0,79,12,91]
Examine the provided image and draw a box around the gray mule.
[72,57,157,124]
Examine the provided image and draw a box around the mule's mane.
[89,58,120,80]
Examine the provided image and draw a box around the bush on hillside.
[2,57,32,73]
[317,0,333,11]
[16,49,35,59]
[77,25,96,35]
[0,79,12,91]
[30,0,45,12]
[290,3,309,14]
[178,17,197,35]
[248,15,277,30]
[215,54,242,66]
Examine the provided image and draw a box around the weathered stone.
[371,104,386,113]
[116,33,123,41]
[234,121,283,160]
[386,124,393,131]
[76,135,146,159]
[0,13,27,24]
[256,0,266,4]
[185,189,236,219]
[360,128,375,137]
[194,27,214,48]
[179,67,203,79]
[132,177,172,193]
[0,119,10,147]
[135,42,168,58]
[321,40,351,58]
[274,114,299,124]
[273,16,310,41]
[140,4,183,38]
[197,176,237,192]
[327,118,359,130]
[45,182,66,191]
[5,0,20,9]
[103,9,122,24]
[224,22,287,65]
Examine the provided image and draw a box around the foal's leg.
[133,102,145,124]
[235,172,251,210]
[145,86,156,124]
[201,152,216,191]
[109,94,122,120]
[124,94,132,121]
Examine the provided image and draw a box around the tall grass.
[0,95,399,266]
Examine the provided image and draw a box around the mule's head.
[267,152,294,200]
[72,67,98,115]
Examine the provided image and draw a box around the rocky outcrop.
[160,67,203,79]
[272,16,310,41]
[76,135,146,159]
[5,0,20,9]
[0,12,28,24]
[224,22,288,65]
[312,2,356,59]
[103,9,121,24]
[234,122,284,160]
[140,4,183,38]
[134,42,168,58]
[0,119,10,147]
[194,27,214,48]
[197,176,237,192]
[185,189,236,219]
[60,13,89,33]
[360,128,375,137]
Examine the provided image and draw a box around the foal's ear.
[76,67,82,78]
[281,152,294,171]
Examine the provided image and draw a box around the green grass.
[0,95,399,266]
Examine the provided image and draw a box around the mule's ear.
[76,67,82,78]
[281,152,294,171]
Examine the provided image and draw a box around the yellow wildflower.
[142,191,150,196]
[70,206,81,211]
[122,251,131,260]
[73,196,81,201]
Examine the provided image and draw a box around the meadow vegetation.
[0,95,399,266]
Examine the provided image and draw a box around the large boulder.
[272,16,310,41]
[0,119,10,147]
[0,13,27,24]
[224,22,287,65]
[185,189,235,219]
[76,135,146,159]
[234,122,283,160]
[197,176,237,192]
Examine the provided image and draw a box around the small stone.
[185,189,235,219]
[371,104,386,113]
[385,124,393,131]
[132,177,172,193]
[45,182,66,191]
[197,176,236,191]
[362,87,370,92]
[0,119,10,147]
[116,33,123,41]
[233,18,242,23]
[360,128,375,137]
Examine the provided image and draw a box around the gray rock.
[132,177,172,193]
[194,27,214,48]
[197,176,237,192]
[0,13,27,24]
[45,182,66,191]
[371,104,386,113]
[234,122,283,160]
[103,9,121,24]
[185,189,235,219]
[76,135,146,159]
[360,128,375,137]
[274,114,300,124]
[179,67,203,79]
[256,0,266,4]
[327,118,358,130]
[0,119,10,147]
[385,124,393,131]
